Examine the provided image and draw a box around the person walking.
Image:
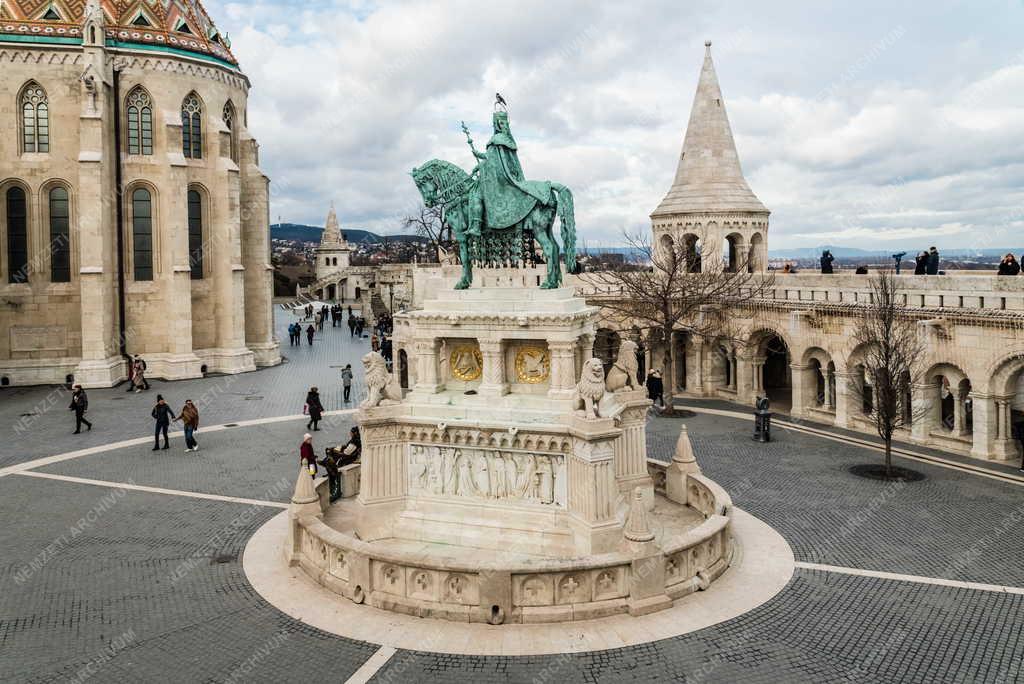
[306,324,315,345]
[926,246,940,275]
[305,386,324,431]
[69,384,92,433]
[174,399,200,452]
[341,364,353,403]
[998,253,1020,276]
[371,333,380,352]
[646,370,664,408]
[914,251,928,275]
[300,433,317,478]
[151,394,175,451]
[820,250,834,274]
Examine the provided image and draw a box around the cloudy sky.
[205,0,1024,251]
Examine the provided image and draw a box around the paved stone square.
[2,311,1023,683]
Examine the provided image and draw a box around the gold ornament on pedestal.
[450,344,483,381]
[515,346,550,384]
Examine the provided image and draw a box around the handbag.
[343,443,356,456]
[303,403,308,415]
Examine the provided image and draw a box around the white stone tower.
[652,41,769,274]
[315,203,353,281]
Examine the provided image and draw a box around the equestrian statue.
[411,96,577,289]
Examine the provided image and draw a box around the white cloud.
[203,0,1024,249]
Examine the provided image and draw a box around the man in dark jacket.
[926,246,940,275]
[820,250,834,274]
[151,394,175,451]
[69,385,92,434]
[646,370,665,408]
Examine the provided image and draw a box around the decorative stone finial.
[705,40,712,47]
[673,424,699,471]
[624,488,655,542]
[290,465,322,518]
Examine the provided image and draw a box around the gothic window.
[181,94,202,159]
[126,88,153,155]
[131,188,153,281]
[187,189,203,279]
[5,187,28,284]
[49,187,71,282]
[20,82,49,153]
[222,101,238,162]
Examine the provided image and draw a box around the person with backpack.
[151,394,175,451]
[69,384,92,434]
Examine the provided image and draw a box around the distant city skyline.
[209,0,1024,250]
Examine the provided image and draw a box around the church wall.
[0,40,279,386]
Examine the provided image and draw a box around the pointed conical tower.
[315,203,353,286]
[652,42,769,273]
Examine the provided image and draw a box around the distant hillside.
[271,223,427,244]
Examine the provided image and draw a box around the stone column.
[478,339,508,396]
[729,355,738,392]
[354,420,406,540]
[567,422,621,555]
[548,340,577,399]
[970,393,996,459]
[911,381,936,443]
[833,371,853,428]
[990,397,1021,459]
[953,394,966,436]
[614,398,654,509]
[690,341,704,396]
[823,368,834,410]
[240,133,279,367]
[413,337,441,393]
[74,45,125,387]
[789,363,811,418]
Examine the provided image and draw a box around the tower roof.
[320,204,348,248]
[652,42,767,217]
[0,0,237,67]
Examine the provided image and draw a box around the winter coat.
[305,391,324,419]
[151,403,174,426]
[926,250,940,275]
[998,260,1020,276]
[914,254,927,275]
[178,404,199,428]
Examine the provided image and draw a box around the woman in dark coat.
[998,254,1020,276]
[305,387,324,431]
[306,324,315,345]
[913,251,928,275]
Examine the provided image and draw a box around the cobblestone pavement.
[0,311,370,470]
[2,322,1024,682]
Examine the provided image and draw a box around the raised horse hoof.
[454,280,471,290]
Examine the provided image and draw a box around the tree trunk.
[662,326,675,416]
[885,439,893,478]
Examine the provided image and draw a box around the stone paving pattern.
[1,310,1023,682]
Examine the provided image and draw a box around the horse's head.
[410,163,440,207]
[410,159,473,208]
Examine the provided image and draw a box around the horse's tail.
[553,183,577,273]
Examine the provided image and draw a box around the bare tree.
[580,230,774,416]
[851,270,927,477]
[404,204,450,263]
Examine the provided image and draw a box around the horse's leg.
[530,207,561,288]
[456,239,472,289]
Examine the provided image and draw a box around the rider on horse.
[465,110,551,238]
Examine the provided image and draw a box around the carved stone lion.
[573,358,607,418]
[361,351,401,408]
[605,339,639,393]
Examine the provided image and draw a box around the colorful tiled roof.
[0,0,238,67]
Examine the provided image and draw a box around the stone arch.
[799,346,836,412]
[681,233,701,273]
[1,178,32,285]
[748,328,792,407]
[724,232,745,273]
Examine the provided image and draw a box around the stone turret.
[315,203,353,282]
[652,42,769,273]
